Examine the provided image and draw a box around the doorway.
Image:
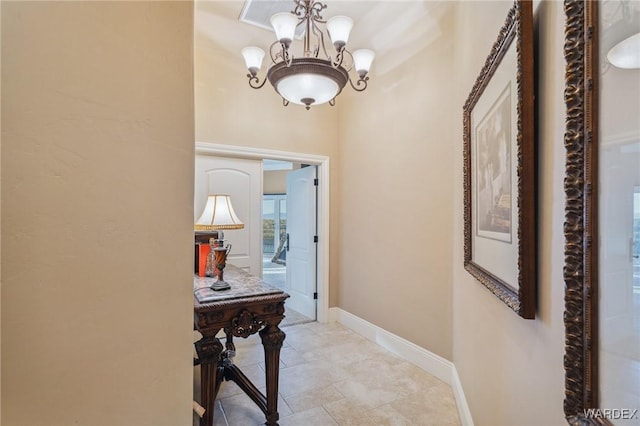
[262,162,317,324]
[195,142,331,323]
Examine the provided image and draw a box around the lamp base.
[210,279,231,291]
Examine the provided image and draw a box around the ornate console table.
[193,265,289,426]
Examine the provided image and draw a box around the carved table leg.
[224,327,236,359]
[259,322,286,426]
[194,334,223,426]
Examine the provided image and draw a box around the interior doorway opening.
[195,142,330,324]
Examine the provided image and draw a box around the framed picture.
[463,0,535,319]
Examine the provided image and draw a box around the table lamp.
[194,194,245,291]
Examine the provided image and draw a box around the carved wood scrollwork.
[263,302,286,316]
[259,325,286,350]
[194,336,224,364]
[563,0,599,422]
[231,309,265,338]
[197,310,225,330]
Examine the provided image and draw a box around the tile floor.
[194,321,461,426]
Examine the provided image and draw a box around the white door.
[285,166,317,319]
[195,155,262,275]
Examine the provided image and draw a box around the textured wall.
[1,2,194,424]
[452,2,567,424]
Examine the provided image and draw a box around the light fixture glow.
[352,49,375,75]
[270,12,298,44]
[607,32,640,69]
[241,47,265,75]
[327,16,354,49]
[242,0,374,110]
[277,73,339,106]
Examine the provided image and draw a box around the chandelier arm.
[310,19,329,59]
[332,48,345,69]
[341,49,354,72]
[269,41,282,64]
[348,75,369,92]
[293,0,307,16]
[283,46,293,67]
[310,1,326,19]
[247,74,268,89]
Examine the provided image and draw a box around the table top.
[194,265,288,311]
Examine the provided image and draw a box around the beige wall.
[452,2,566,424]
[1,2,194,425]
[336,3,456,360]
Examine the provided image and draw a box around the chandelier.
[241,0,375,110]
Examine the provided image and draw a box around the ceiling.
[195,0,453,76]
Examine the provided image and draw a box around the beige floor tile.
[279,406,339,426]
[281,307,314,327]
[322,397,378,425]
[279,346,310,368]
[218,392,292,426]
[389,388,461,425]
[278,358,349,397]
[303,321,348,334]
[283,385,344,413]
[367,404,414,426]
[232,342,265,367]
[217,393,265,426]
[284,326,363,355]
[332,377,403,408]
[192,400,227,426]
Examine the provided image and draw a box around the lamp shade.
[352,49,375,74]
[327,16,353,48]
[607,32,640,69]
[241,46,265,72]
[195,195,245,231]
[270,12,298,43]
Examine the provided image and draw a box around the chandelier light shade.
[270,12,298,44]
[326,16,353,48]
[241,46,265,74]
[194,195,245,231]
[241,0,375,110]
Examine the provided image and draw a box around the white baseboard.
[329,307,474,426]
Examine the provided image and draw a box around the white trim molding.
[330,307,474,426]
[195,142,330,323]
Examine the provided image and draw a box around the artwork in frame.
[463,0,536,319]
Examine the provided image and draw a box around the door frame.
[195,142,330,323]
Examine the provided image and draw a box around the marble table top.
[193,264,283,304]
